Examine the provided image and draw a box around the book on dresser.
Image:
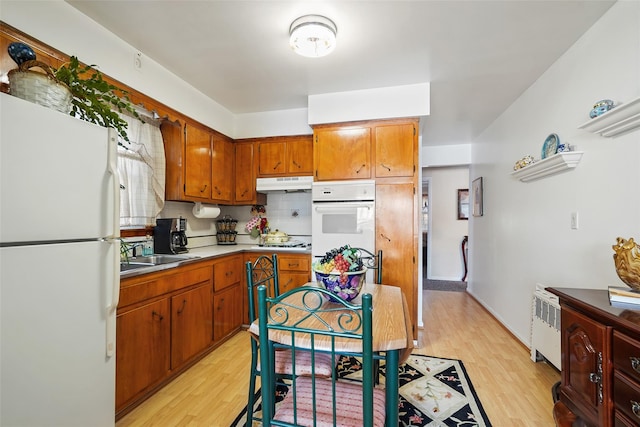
[608,285,640,307]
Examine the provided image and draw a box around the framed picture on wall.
[472,177,483,217]
[458,189,469,220]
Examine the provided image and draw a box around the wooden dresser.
[548,288,640,427]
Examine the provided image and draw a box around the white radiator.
[530,284,561,370]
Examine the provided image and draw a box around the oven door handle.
[314,205,372,214]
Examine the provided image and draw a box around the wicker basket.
[8,60,72,114]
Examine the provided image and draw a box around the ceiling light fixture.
[289,15,337,58]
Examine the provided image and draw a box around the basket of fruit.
[312,245,366,302]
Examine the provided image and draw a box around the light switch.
[571,212,579,230]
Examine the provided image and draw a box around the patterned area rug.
[231,354,492,426]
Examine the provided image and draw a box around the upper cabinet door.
[211,135,233,203]
[286,136,313,175]
[374,123,416,178]
[184,124,211,200]
[314,127,371,180]
[258,141,286,176]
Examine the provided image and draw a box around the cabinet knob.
[631,356,640,373]
[152,310,164,321]
[588,373,601,383]
[273,161,281,171]
[380,163,391,171]
[355,164,366,174]
[200,184,208,193]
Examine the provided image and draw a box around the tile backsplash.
[158,192,312,248]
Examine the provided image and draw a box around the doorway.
[421,178,431,279]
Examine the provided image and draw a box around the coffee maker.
[154,218,188,254]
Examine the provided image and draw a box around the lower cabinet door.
[171,283,214,368]
[214,284,242,341]
[116,298,171,411]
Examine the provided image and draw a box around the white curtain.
[117,114,165,227]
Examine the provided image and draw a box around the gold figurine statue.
[613,237,640,291]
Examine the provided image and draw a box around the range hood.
[256,176,313,193]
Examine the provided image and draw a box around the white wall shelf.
[578,96,640,137]
[511,151,584,182]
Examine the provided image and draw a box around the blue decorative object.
[541,133,559,159]
[8,42,36,66]
[589,99,615,118]
[314,269,366,302]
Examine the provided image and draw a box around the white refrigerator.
[0,93,119,426]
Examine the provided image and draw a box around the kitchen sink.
[120,254,197,273]
[120,262,154,272]
[127,254,195,265]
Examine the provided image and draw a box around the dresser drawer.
[613,331,640,383]
[613,370,640,424]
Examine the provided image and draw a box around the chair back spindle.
[257,285,384,426]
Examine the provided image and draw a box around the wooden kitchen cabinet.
[184,123,212,201]
[213,284,242,341]
[116,298,170,411]
[170,283,213,368]
[548,288,640,427]
[162,119,247,205]
[373,121,417,178]
[313,125,371,180]
[116,261,216,418]
[256,135,313,177]
[212,255,243,342]
[376,182,418,340]
[234,141,266,205]
[278,253,312,294]
[210,134,234,204]
[161,120,212,203]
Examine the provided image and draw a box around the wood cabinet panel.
[171,283,213,368]
[235,141,265,204]
[213,254,243,291]
[213,283,242,341]
[314,127,371,180]
[258,140,286,175]
[374,123,415,177]
[116,299,170,410]
[184,123,212,200]
[256,136,313,177]
[376,183,417,340]
[211,134,233,203]
[560,306,608,427]
[286,136,313,175]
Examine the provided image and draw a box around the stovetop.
[251,240,311,250]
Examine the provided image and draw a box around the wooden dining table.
[249,282,412,426]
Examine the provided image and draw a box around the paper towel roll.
[192,202,221,219]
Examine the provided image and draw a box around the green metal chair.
[257,285,385,427]
[245,255,335,426]
[352,247,383,284]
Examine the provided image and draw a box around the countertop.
[120,244,312,279]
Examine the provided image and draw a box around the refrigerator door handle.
[107,130,121,240]
[106,130,120,358]
[105,238,120,358]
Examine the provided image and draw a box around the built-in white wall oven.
[311,180,375,282]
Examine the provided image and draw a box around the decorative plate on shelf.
[541,133,559,159]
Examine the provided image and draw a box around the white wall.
[308,83,430,125]
[468,1,640,346]
[423,166,470,280]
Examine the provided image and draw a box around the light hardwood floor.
[116,290,560,426]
